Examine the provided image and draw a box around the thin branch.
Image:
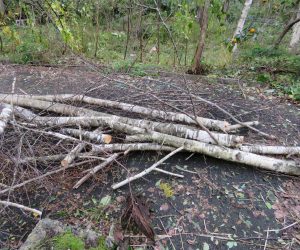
[0,200,42,216]
[112,146,184,189]
[73,152,122,189]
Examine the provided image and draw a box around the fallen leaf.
[160,203,169,211]
[203,242,210,250]
[226,241,237,248]
[121,195,155,242]
[116,196,126,203]
[100,195,111,206]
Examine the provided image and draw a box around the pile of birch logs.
[0,93,299,191]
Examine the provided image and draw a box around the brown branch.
[274,18,300,47]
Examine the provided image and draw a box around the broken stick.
[73,152,122,189]
[112,146,184,189]
[0,200,42,217]
[61,143,86,167]
[61,128,112,144]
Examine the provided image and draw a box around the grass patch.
[51,231,111,250]
[53,231,85,250]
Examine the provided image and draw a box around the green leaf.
[100,195,111,206]
[265,202,272,210]
[203,242,210,250]
[226,241,237,249]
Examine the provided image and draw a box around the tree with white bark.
[232,0,253,53]
[290,3,300,52]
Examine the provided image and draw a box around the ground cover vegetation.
[0,0,299,99]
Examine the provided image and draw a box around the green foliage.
[53,231,85,250]
[112,61,148,76]
[0,0,299,101]
[239,46,300,100]
[159,182,174,198]
[52,231,112,250]
[89,236,109,250]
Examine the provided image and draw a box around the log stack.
[0,93,299,192]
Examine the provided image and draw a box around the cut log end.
[103,134,112,144]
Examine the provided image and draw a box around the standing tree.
[0,0,4,17]
[191,0,210,74]
[124,0,132,60]
[232,0,253,53]
[290,2,300,52]
[0,0,4,51]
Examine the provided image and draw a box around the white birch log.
[290,3,300,52]
[61,128,112,144]
[73,152,122,189]
[145,131,300,175]
[0,103,13,135]
[122,119,244,146]
[61,143,86,167]
[0,200,42,216]
[112,146,184,189]
[5,96,239,146]
[240,145,300,155]
[14,105,242,147]
[28,94,230,131]
[232,0,253,52]
[0,94,104,117]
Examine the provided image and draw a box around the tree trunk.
[156,0,161,64]
[124,0,132,60]
[94,1,100,58]
[138,3,143,62]
[192,0,210,74]
[232,0,253,53]
[0,0,5,17]
[290,3,300,52]
[222,0,230,14]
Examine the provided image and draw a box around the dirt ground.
[0,64,299,249]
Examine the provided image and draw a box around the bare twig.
[0,200,42,216]
[73,152,122,189]
[112,146,184,189]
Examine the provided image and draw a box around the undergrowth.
[0,9,299,101]
[52,231,110,250]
